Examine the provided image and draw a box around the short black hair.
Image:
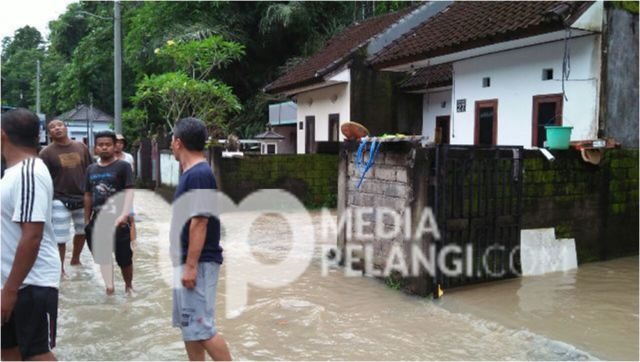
[1,108,40,148]
[94,130,117,144]
[174,117,207,151]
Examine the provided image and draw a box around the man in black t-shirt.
[84,131,134,295]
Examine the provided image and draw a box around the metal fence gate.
[428,145,524,293]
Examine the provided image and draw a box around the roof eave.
[372,22,568,71]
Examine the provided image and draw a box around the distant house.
[55,105,114,147]
[371,1,639,148]
[268,101,298,154]
[254,128,286,155]
[264,2,450,154]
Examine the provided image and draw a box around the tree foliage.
[131,36,244,133]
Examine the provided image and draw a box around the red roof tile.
[400,63,453,90]
[372,1,590,69]
[264,6,417,94]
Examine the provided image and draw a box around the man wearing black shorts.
[84,131,135,295]
[1,109,61,360]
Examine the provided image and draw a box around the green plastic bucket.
[545,126,573,150]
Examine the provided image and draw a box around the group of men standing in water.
[1,108,230,361]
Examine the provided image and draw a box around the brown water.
[54,191,636,360]
[442,256,639,361]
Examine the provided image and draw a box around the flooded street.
[55,191,636,360]
[442,256,639,361]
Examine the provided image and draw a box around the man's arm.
[116,164,135,226]
[84,144,94,165]
[181,216,209,289]
[116,187,134,226]
[38,148,53,173]
[84,192,92,224]
[1,222,44,324]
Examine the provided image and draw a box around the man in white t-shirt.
[115,133,135,172]
[1,108,61,361]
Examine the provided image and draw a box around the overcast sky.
[0,0,78,50]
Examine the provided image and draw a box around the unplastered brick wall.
[346,149,414,266]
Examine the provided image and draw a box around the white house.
[372,1,608,149]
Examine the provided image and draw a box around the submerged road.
[54,190,636,360]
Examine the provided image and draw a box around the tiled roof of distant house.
[264,5,418,94]
[55,104,114,122]
[400,63,453,91]
[371,1,592,69]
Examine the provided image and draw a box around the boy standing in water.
[84,131,135,295]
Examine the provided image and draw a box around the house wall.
[160,150,180,187]
[603,7,639,147]
[296,83,350,154]
[66,121,112,143]
[422,89,452,144]
[451,34,601,147]
[397,92,423,136]
[272,124,297,154]
[350,54,410,137]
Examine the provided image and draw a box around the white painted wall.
[66,121,112,142]
[160,151,180,187]
[296,82,350,153]
[449,34,600,148]
[422,89,452,144]
[572,1,604,32]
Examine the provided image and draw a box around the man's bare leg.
[1,347,22,361]
[57,244,66,277]
[184,341,205,361]
[121,265,133,293]
[26,351,57,361]
[99,263,115,295]
[129,216,137,244]
[201,334,231,361]
[70,234,85,265]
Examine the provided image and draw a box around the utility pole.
[36,60,41,114]
[89,93,94,153]
[114,0,122,134]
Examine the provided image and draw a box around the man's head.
[47,119,69,142]
[1,108,41,156]
[94,130,117,160]
[171,117,207,161]
[115,134,127,153]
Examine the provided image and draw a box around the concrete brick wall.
[220,154,338,208]
[345,148,416,267]
[522,148,639,262]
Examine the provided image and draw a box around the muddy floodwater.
[55,191,638,360]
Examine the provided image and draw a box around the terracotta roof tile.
[264,6,417,94]
[400,63,453,90]
[372,1,587,69]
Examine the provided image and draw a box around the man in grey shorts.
[170,117,231,361]
[40,119,93,275]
